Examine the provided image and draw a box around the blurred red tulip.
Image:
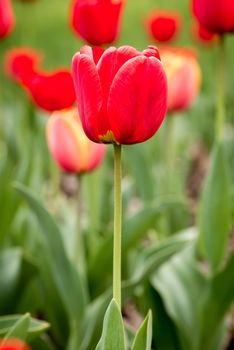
[4,47,42,85]
[192,0,234,34]
[72,45,167,144]
[28,70,76,112]
[0,0,15,39]
[70,0,125,45]
[0,338,30,350]
[47,108,106,173]
[146,11,181,44]
[160,48,201,113]
[193,22,217,44]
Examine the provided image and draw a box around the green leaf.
[0,314,50,340]
[151,244,207,350]
[3,313,30,341]
[198,250,234,350]
[131,311,152,350]
[199,143,232,273]
[14,183,87,342]
[0,249,22,312]
[95,299,126,350]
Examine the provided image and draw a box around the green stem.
[113,144,122,307]
[216,35,225,143]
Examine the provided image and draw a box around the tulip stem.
[113,144,122,308]
[216,35,225,143]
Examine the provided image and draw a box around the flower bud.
[47,108,106,173]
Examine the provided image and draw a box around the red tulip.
[146,11,181,44]
[0,339,30,350]
[192,0,234,34]
[160,48,201,112]
[27,70,76,112]
[193,22,217,44]
[70,0,125,46]
[72,45,167,145]
[47,108,106,173]
[0,0,15,39]
[4,47,42,85]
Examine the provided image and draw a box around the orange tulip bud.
[160,48,201,113]
[46,108,106,173]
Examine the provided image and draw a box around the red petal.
[80,45,105,64]
[96,45,140,135]
[72,53,102,142]
[29,70,76,112]
[108,55,167,144]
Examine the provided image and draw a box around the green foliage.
[131,311,152,350]
[96,299,126,350]
[0,314,49,341]
[199,142,232,273]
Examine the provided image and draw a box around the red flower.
[72,45,167,145]
[0,338,30,350]
[4,48,75,112]
[192,0,234,34]
[160,47,201,113]
[0,0,15,39]
[47,108,106,173]
[4,47,42,85]
[146,11,181,43]
[70,0,125,46]
[192,21,217,44]
[28,70,76,112]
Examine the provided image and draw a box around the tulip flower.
[28,70,76,112]
[47,108,106,173]
[4,47,42,85]
[0,339,30,350]
[160,48,201,113]
[192,0,234,34]
[70,0,125,46]
[0,0,15,39]
[145,11,181,44]
[72,45,167,145]
[193,22,217,44]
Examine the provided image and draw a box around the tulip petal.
[80,45,105,64]
[72,53,102,142]
[107,55,167,144]
[96,45,140,135]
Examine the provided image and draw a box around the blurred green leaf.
[3,313,30,342]
[0,314,50,339]
[198,250,234,350]
[15,183,88,344]
[199,142,232,273]
[131,228,196,284]
[0,248,22,311]
[151,244,207,350]
[124,145,155,201]
[131,311,152,350]
[95,299,126,350]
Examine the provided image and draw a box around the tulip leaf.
[199,142,232,273]
[131,311,152,350]
[198,250,234,350]
[0,314,50,339]
[14,183,88,341]
[151,244,208,350]
[95,299,126,350]
[3,313,30,342]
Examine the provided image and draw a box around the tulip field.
[1,0,234,349]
